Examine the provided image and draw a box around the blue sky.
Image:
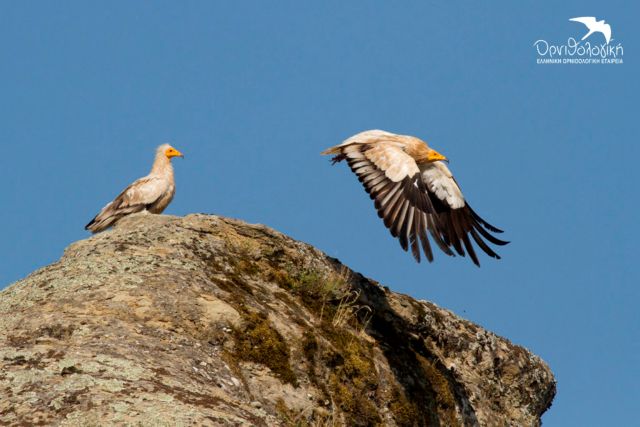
[1,2,638,425]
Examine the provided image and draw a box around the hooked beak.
[164,146,184,159]
[427,148,448,163]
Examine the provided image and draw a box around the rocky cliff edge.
[0,214,555,426]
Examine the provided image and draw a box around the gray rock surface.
[0,213,555,426]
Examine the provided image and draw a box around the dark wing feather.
[419,165,509,266]
[331,144,508,265]
[341,147,439,262]
[336,145,447,263]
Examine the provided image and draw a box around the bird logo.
[570,17,612,44]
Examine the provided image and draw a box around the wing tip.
[321,146,342,156]
[84,219,95,232]
[330,154,347,165]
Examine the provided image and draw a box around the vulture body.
[85,144,183,233]
[322,130,508,266]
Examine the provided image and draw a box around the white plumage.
[420,162,465,209]
[323,130,508,265]
[85,144,183,233]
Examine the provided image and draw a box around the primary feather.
[322,130,508,266]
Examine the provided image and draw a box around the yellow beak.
[167,149,184,159]
[427,148,448,163]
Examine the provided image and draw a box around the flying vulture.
[85,144,184,233]
[322,130,508,265]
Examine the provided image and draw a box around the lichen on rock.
[0,213,555,426]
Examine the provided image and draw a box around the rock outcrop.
[0,214,555,426]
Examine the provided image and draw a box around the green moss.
[232,257,260,276]
[234,308,298,386]
[329,373,380,426]
[274,398,292,424]
[267,268,296,289]
[322,328,381,426]
[217,254,452,426]
[225,239,261,276]
[269,267,355,327]
[267,265,383,425]
[417,355,459,426]
[389,387,421,427]
[274,398,302,426]
[275,398,316,426]
[275,398,334,427]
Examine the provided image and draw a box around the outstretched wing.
[327,143,508,265]
[570,17,597,27]
[419,162,508,266]
[85,176,166,233]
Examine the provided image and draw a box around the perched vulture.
[322,130,508,266]
[85,144,184,233]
